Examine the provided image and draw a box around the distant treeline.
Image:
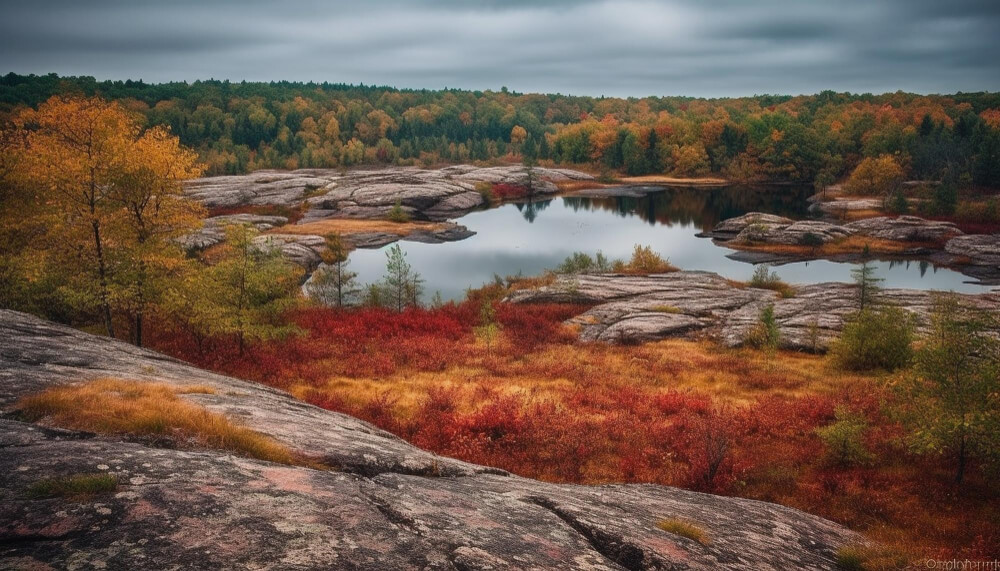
[2,72,999,186]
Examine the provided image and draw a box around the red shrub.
[491,183,529,199]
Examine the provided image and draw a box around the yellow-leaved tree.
[108,126,205,346]
[10,96,204,343]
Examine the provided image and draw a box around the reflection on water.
[346,186,995,302]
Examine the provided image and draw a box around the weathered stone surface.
[507,271,1000,350]
[708,212,963,247]
[810,198,884,215]
[1,310,858,570]
[945,234,1000,266]
[703,213,794,241]
[844,216,963,243]
[185,169,339,208]
[180,214,289,250]
[185,165,593,222]
[701,213,853,245]
[252,233,327,271]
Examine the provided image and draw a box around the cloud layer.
[2,0,998,97]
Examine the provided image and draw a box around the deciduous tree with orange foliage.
[6,96,204,343]
[844,154,904,197]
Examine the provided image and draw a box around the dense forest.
[2,73,999,188]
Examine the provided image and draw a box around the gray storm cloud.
[1,0,998,96]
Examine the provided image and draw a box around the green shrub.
[474,181,494,203]
[744,304,781,350]
[27,473,119,500]
[387,199,410,223]
[832,305,914,371]
[817,406,872,467]
[748,265,795,297]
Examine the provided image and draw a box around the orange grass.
[148,300,1000,561]
[16,379,296,465]
[728,235,941,257]
[273,218,450,238]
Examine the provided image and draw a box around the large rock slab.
[844,216,963,243]
[185,169,340,208]
[180,214,289,251]
[945,234,1000,266]
[0,310,857,569]
[185,165,593,222]
[507,271,1000,350]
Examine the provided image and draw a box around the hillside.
[0,309,859,570]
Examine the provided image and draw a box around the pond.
[346,185,997,302]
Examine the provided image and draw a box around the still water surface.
[347,186,995,302]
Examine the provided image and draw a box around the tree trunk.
[134,311,143,347]
[956,437,967,485]
[91,219,115,338]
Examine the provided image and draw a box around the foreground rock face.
[506,271,1000,350]
[185,165,593,222]
[0,310,857,570]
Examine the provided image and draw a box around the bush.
[387,199,410,223]
[474,181,493,203]
[744,303,781,350]
[799,232,824,251]
[816,406,872,467]
[613,245,676,274]
[748,265,795,297]
[831,306,914,371]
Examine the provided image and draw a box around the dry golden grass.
[553,179,618,192]
[289,338,866,420]
[657,518,711,545]
[16,379,295,465]
[727,235,939,257]
[620,175,730,186]
[272,218,449,239]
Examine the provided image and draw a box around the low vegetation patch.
[16,379,295,465]
[657,518,710,545]
[747,265,795,298]
[26,473,119,500]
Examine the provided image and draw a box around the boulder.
[186,165,594,223]
[733,220,853,246]
[180,214,289,251]
[944,234,1000,266]
[844,216,963,243]
[252,233,327,271]
[0,309,858,570]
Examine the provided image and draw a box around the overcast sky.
[2,0,998,98]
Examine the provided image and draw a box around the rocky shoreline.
[507,271,1000,349]
[1,310,858,569]
[699,212,1000,285]
[181,165,594,274]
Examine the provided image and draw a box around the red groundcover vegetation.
[149,300,999,562]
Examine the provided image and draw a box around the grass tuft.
[16,379,295,465]
[27,473,118,500]
[657,518,711,545]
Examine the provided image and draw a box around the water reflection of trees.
[887,259,934,277]
[514,199,553,223]
[561,186,812,231]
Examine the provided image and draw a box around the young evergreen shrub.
[744,304,780,350]
[387,199,410,223]
[831,305,914,371]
